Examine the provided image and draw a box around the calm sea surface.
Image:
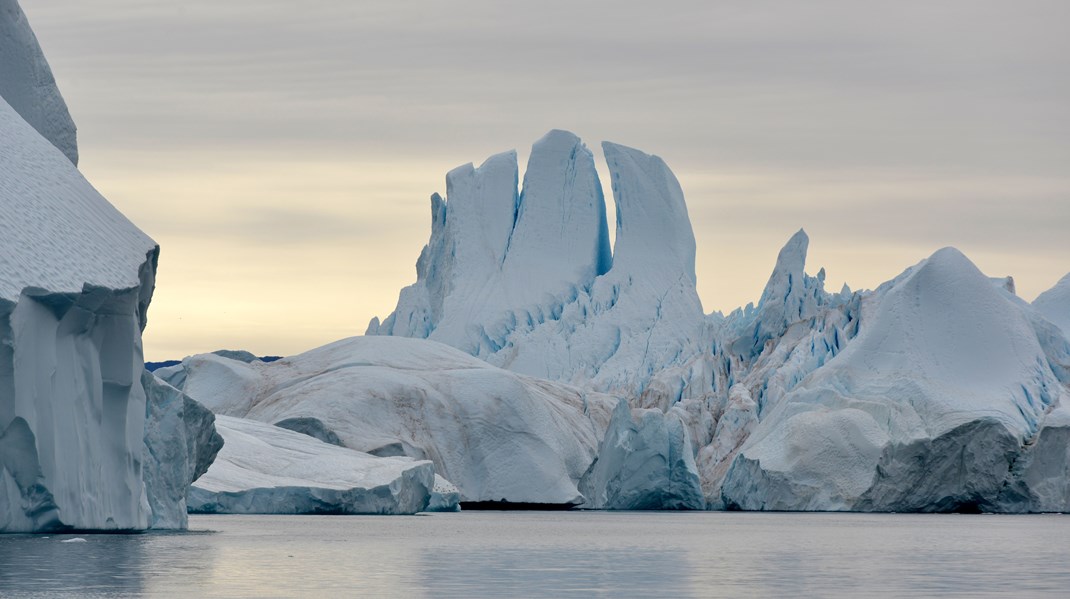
[1,511,1068,598]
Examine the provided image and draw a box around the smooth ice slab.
[189,415,436,515]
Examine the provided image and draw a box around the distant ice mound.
[720,248,1070,512]
[189,415,437,515]
[370,131,705,400]
[0,0,77,163]
[1034,273,1070,337]
[163,336,621,506]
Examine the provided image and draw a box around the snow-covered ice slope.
[720,248,1070,512]
[0,0,77,164]
[167,336,618,506]
[189,415,435,515]
[371,132,705,401]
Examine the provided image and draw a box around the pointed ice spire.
[757,229,809,308]
[601,141,697,284]
[443,150,518,282]
[503,130,611,288]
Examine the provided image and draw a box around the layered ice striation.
[372,131,705,401]
[189,415,436,515]
[0,0,77,164]
[164,336,619,507]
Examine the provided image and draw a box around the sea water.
[1,512,1068,597]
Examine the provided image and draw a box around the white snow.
[168,336,618,506]
[189,415,436,515]
[0,0,77,164]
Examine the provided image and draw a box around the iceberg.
[163,336,619,506]
[369,132,1070,513]
[719,248,1070,511]
[188,415,437,515]
[372,132,706,405]
[1,1,216,532]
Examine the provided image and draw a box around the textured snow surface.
[0,97,155,302]
[0,0,77,163]
[189,415,435,515]
[167,336,618,506]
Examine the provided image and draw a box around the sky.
[22,0,1070,361]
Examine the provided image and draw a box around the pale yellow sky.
[80,145,1068,361]
[23,1,1069,361]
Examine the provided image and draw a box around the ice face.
[0,0,78,164]
[141,372,223,529]
[579,399,705,510]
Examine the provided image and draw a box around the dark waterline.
[2,512,1069,598]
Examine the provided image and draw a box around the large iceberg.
[1,1,215,532]
[189,415,437,515]
[160,336,619,506]
[370,132,706,403]
[370,132,1069,512]
[719,248,1070,511]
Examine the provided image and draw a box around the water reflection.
[422,546,692,597]
[0,533,148,595]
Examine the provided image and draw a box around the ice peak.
[758,228,809,307]
[601,141,696,284]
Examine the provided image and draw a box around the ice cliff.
[1,2,215,532]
